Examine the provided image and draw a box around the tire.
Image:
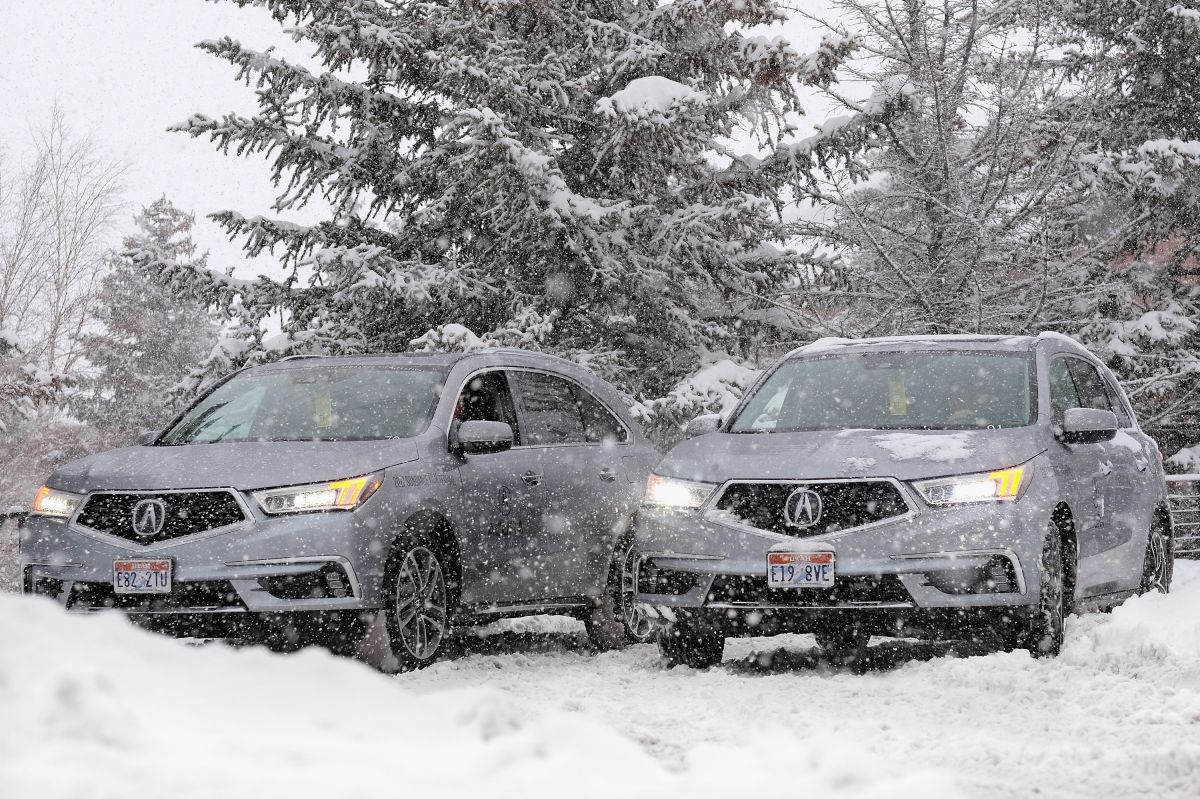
[1138,514,1173,595]
[585,543,656,650]
[1006,522,1065,658]
[814,624,871,664]
[658,616,724,669]
[379,536,451,672]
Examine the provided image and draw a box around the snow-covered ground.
[3,563,1199,798]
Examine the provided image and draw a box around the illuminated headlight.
[644,474,717,510]
[31,486,83,518]
[253,473,384,515]
[913,465,1029,506]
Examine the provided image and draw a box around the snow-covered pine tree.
[779,0,1124,339]
[0,333,55,435]
[1058,1,1200,458]
[150,0,853,418]
[75,198,217,444]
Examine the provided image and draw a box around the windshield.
[728,351,1035,433]
[159,365,447,445]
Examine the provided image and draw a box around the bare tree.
[782,0,1128,338]
[0,109,123,511]
[0,107,124,375]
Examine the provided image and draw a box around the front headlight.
[253,472,385,515]
[643,474,717,510]
[913,465,1029,506]
[31,486,83,518]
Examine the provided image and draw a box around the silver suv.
[632,334,1174,668]
[20,350,659,669]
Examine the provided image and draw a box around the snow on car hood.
[46,439,420,493]
[657,427,1045,483]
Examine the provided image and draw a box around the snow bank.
[0,595,958,798]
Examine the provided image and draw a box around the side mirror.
[685,413,723,439]
[454,420,514,455]
[134,429,158,446]
[1060,408,1118,444]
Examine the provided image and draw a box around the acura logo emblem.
[131,498,167,538]
[783,488,823,529]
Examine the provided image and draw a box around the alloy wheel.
[1141,522,1171,594]
[393,546,447,660]
[620,547,654,642]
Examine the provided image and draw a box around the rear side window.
[576,388,629,444]
[1100,376,1134,428]
[511,371,587,445]
[1048,359,1081,425]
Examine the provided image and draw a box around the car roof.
[247,347,574,369]
[785,332,1090,359]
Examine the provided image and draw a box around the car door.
[1047,357,1106,591]
[571,381,638,593]
[1049,356,1122,598]
[508,369,614,599]
[1097,365,1161,591]
[451,370,550,605]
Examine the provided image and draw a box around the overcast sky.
[1,0,836,281]
[0,0,315,278]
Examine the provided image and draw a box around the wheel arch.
[398,510,463,606]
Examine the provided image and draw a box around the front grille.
[75,491,246,545]
[706,574,912,607]
[67,580,246,612]
[713,480,908,537]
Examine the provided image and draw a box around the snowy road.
[3,560,1198,798]
[411,565,1200,798]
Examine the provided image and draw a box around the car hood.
[657,427,1046,483]
[48,439,421,493]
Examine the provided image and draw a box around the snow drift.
[0,594,956,799]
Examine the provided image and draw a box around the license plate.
[113,559,173,594]
[767,550,835,588]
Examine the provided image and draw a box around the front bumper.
[18,506,388,616]
[632,490,1052,637]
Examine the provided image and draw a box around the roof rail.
[478,347,580,366]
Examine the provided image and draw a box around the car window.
[1065,359,1113,415]
[1048,358,1081,425]
[728,351,1034,432]
[1099,374,1133,428]
[511,371,586,445]
[574,386,629,444]
[160,366,446,444]
[455,371,520,445]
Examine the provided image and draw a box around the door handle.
[521,471,543,486]
[1099,460,1113,476]
[1134,458,1149,472]
[599,467,618,483]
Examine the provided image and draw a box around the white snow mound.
[0,595,958,798]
